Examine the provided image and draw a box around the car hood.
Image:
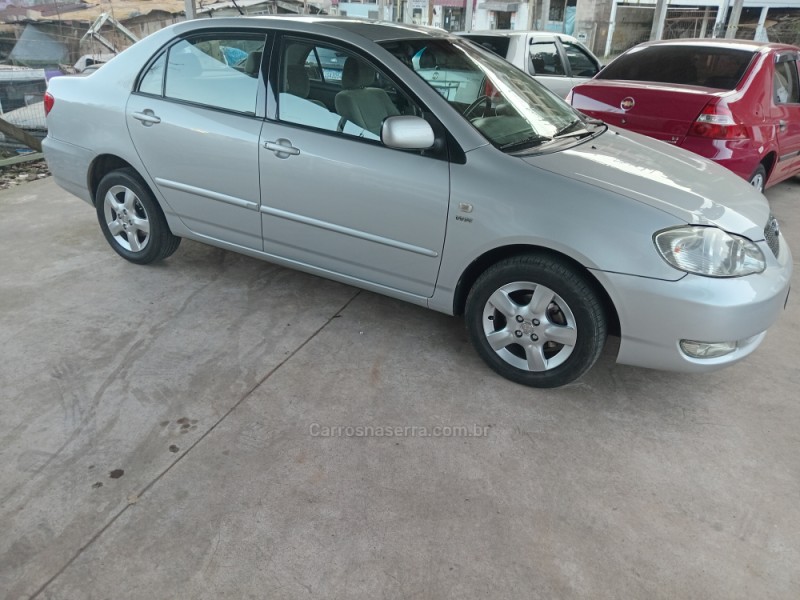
[522,127,769,241]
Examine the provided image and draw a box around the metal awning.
[477,2,518,11]
[433,0,466,7]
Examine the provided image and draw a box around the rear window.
[460,35,511,59]
[598,46,756,89]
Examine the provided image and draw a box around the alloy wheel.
[481,281,577,372]
[103,185,151,252]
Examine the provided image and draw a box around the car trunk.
[571,81,726,145]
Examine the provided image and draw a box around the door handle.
[264,139,300,158]
[132,110,161,126]
[779,120,787,132]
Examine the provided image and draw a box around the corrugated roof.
[56,0,186,21]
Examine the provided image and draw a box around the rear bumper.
[593,235,793,373]
[42,135,94,205]
[678,136,763,182]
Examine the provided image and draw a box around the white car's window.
[774,59,800,104]
[530,42,565,77]
[277,38,422,140]
[381,38,586,153]
[139,54,165,95]
[459,35,511,59]
[139,35,266,115]
[562,42,599,78]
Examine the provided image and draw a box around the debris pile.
[0,159,50,190]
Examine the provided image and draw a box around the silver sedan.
[43,17,792,388]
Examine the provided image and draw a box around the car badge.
[620,97,635,111]
[769,216,780,237]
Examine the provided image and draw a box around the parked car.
[43,18,791,388]
[568,39,800,191]
[457,30,602,97]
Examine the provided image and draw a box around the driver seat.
[335,57,400,135]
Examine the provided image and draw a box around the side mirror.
[381,116,435,150]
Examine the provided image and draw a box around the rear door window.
[138,34,266,114]
[529,42,565,76]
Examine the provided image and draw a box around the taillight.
[565,90,574,104]
[43,91,54,116]
[689,100,748,140]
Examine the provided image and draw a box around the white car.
[458,30,602,97]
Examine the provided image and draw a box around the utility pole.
[725,0,744,39]
[712,0,731,38]
[465,0,474,32]
[540,0,551,30]
[649,0,668,41]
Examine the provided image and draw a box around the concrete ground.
[1,176,798,600]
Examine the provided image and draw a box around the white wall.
[337,2,394,20]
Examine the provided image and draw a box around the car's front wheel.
[465,254,608,388]
[95,168,180,264]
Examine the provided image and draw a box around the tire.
[465,254,607,388]
[748,164,767,193]
[95,168,180,264]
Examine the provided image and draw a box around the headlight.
[654,226,765,277]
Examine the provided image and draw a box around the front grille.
[764,214,781,258]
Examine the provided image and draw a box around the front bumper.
[593,235,792,373]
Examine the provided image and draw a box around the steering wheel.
[463,95,492,120]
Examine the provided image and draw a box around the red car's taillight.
[43,91,55,116]
[689,100,748,140]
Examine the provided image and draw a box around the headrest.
[286,64,310,97]
[342,57,375,89]
[419,50,436,69]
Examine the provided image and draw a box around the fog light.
[680,339,737,359]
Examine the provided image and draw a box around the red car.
[568,39,800,191]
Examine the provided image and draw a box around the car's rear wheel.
[95,169,180,264]
[748,165,767,193]
[465,254,607,388]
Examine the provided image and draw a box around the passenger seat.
[335,57,400,135]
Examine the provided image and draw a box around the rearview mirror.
[381,116,435,150]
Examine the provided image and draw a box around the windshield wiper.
[554,118,605,139]
[499,135,552,152]
[554,119,590,138]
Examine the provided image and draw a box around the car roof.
[456,30,579,43]
[178,16,451,43]
[631,38,799,54]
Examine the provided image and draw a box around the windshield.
[380,38,589,152]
